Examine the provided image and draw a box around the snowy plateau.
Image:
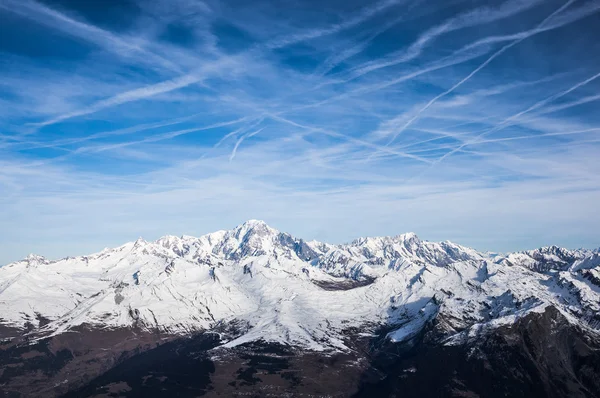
[1,220,599,350]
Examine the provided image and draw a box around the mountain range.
[1,220,599,397]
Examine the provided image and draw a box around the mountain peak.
[233,219,277,237]
[133,237,148,247]
[17,254,50,269]
[24,253,47,263]
[25,253,44,260]
[239,219,270,229]
[350,232,421,247]
[397,232,420,242]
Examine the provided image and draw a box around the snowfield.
[1,220,599,351]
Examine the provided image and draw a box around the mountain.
[1,220,599,397]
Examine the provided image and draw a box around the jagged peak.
[23,254,49,265]
[396,232,420,242]
[535,245,565,253]
[236,219,274,231]
[523,245,589,260]
[158,234,180,240]
[349,232,421,247]
[155,234,183,245]
[131,237,148,248]
[25,253,46,261]
[6,224,597,276]
[231,219,279,238]
[242,219,269,227]
[349,236,376,246]
[14,253,50,268]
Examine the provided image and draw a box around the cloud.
[429,69,600,167]
[264,0,402,49]
[0,0,182,73]
[377,0,579,148]
[31,73,210,128]
[229,128,263,161]
[15,0,406,131]
[1,0,599,263]
[321,0,545,87]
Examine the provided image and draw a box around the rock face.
[0,220,599,397]
[354,306,600,398]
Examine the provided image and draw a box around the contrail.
[24,0,399,131]
[382,0,578,147]
[433,69,600,165]
[265,0,401,49]
[214,118,265,150]
[230,129,264,161]
[336,0,544,85]
[0,0,181,74]
[268,113,433,164]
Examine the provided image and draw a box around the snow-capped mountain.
[500,245,597,272]
[1,220,599,352]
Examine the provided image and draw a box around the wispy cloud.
[0,0,182,73]
[264,0,402,49]
[1,0,599,264]
[376,0,579,148]
[30,71,218,128]
[429,69,600,167]
[229,128,263,161]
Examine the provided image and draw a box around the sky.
[1,0,599,264]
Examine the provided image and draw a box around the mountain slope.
[1,221,599,397]
[1,220,599,351]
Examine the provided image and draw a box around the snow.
[0,220,598,351]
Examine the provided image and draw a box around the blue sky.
[1,0,599,264]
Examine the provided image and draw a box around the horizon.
[3,218,598,265]
[1,0,600,265]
